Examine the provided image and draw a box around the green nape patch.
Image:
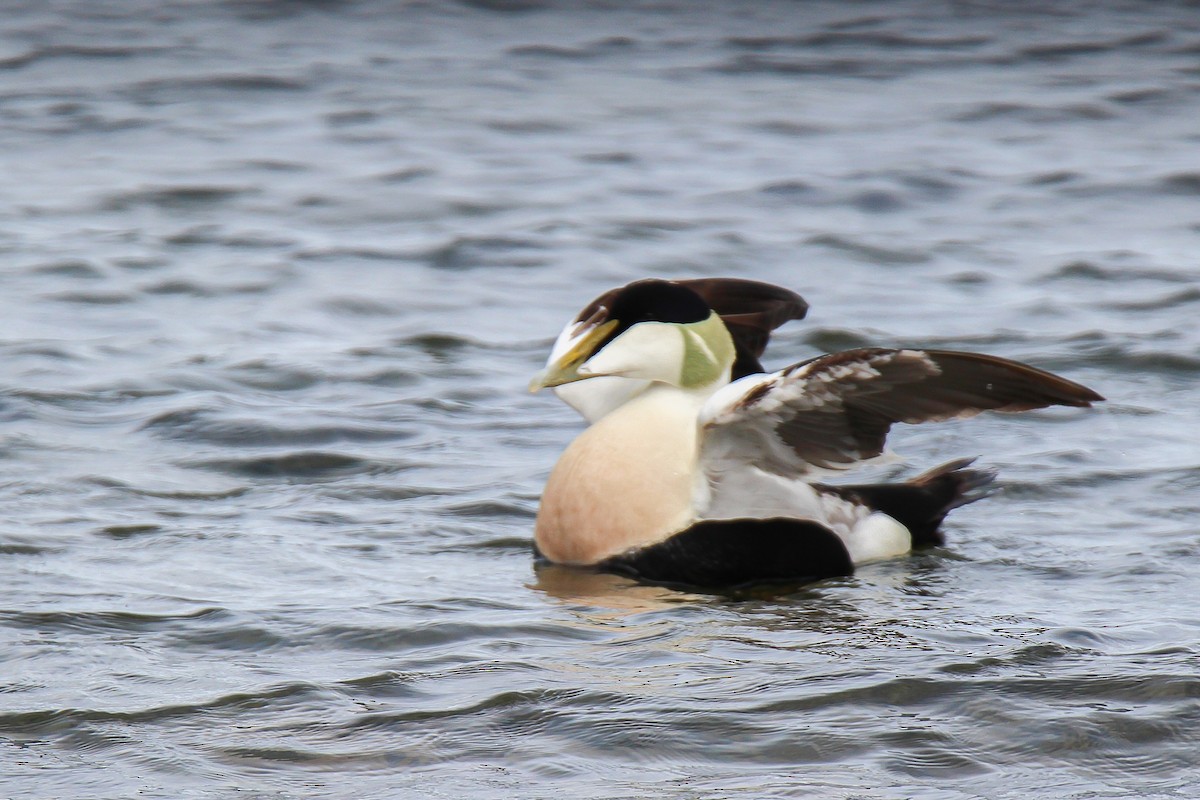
[679,312,735,388]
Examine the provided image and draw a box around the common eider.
[529,278,1103,590]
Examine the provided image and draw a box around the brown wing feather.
[759,348,1102,469]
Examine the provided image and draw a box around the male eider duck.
[529,278,1103,590]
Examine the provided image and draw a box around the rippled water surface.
[3,2,1200,798]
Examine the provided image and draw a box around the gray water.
[2,1,1199,798]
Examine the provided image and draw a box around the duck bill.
[528,319,619,392]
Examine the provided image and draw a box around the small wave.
[947,270,991,285]
[441,499,536,519]
[1070,344,1200,376]
[376,166,436,183]
[1026,170,1083,186]
[394,333,489,360]
[324,109,380,128]
[825,14,888,31]
[3,388,99,406]
[1017,32,1166,61]
[714,54,903,79]
[1041,260,1197,284]
[759,179,819,199]
[337,670,422,693]
[170,624,291,652]
[213,745,329,765]
[0,542,52,555]
[162,225,296,249]
[900,168,976,196]
[102,185,256,211]
[758,672,1200,715]
[18,103,151,136]
[1107,87,1176,106]
[467,535,536,552]
[576,151,638,164]
[307,621,600,656]
[800,327,877,353]
[938,642,1075,675]
[1046,626,1116,648]
[952,101,1116,123]
[140,279,273,297]
[218,359,323,392]
[1001,464,1199,499]
[45,290,134,305]
[317,484,454,502]
[96,523,163,539]
[141,408,415,447]
[1103,287,1200,312]
[726,32,990,51]
[0,44,161,70]
[850,189,904,213]
[599,217,703,241]
[236,158,309,172]
[1045,172,1200,200]
[0,681,325,730]
[184,451,407,479]
[460,0,550,12]
[756,169,964,211]
[0,340,85,360]
[749,120,828,137]
[0,607,227,636]
[484,119,572,135]
[294,245,413,263]
[886,738,991,778]
[805,234,931,265]
[1159,173,1200,195]
[28,259,105,279]
[508,37,636,60]
[49,727,139,756]
[331,365,421,388]
[125,485,251,501]
[129,74,309,95]
[110,256,168,271]
[339,687,591,732]
[319,296,400,317]
[423,235,548,271]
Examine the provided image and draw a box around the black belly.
[534,517,855,591]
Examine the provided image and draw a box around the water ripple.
[2,2,1198,799]
[183,452,406,479]
[141,408,416,447]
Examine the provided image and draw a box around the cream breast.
[534,386,705,565]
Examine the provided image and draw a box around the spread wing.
[573,278,808,379]
[699,348,1104,477]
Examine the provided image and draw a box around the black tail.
[822,457,998,547]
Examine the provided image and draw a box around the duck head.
[530,279,737,397]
